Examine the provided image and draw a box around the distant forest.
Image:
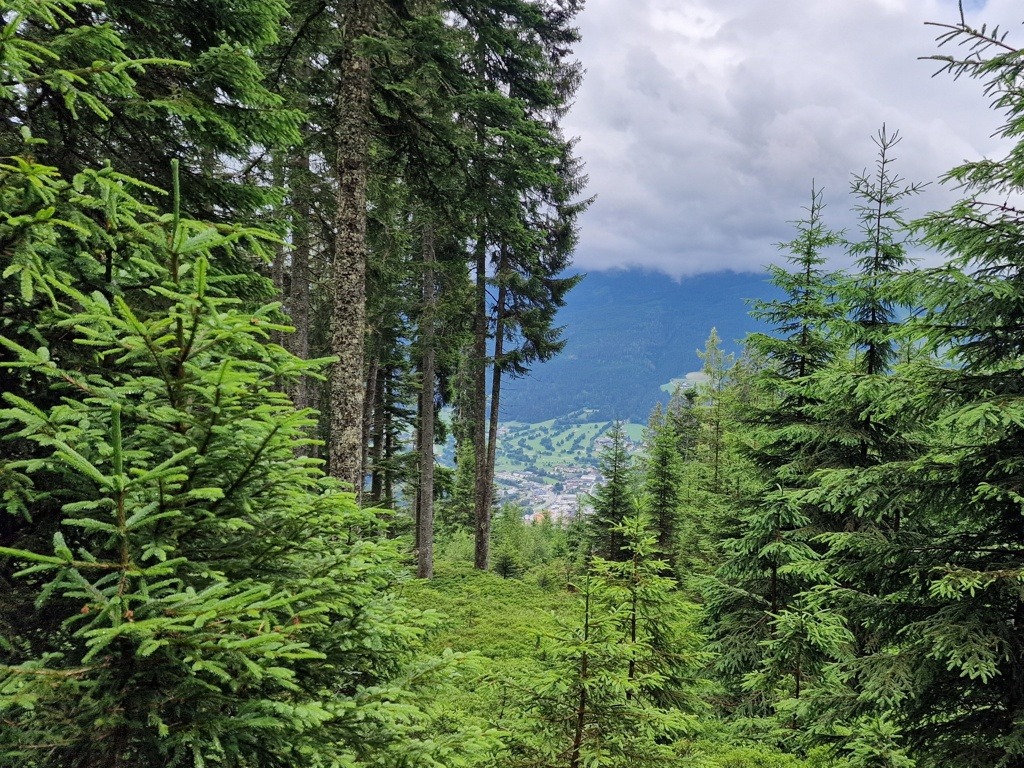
[500,270,779,423]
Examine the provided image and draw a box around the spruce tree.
[269,0,588,511]
[0,18,488,764]
[503,515,704,768]
[792,15,1024,766]
[666,383,700,463]
[702,187,844,714]
[457,0,589,570]
[772,130,926,761]
[2,0,299,219]
[695,328,733,496]
[0,160,469,767]
[843,126,923,378]
[587,422,635,561]
[642,404,684,569]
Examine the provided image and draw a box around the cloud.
[565,0,1023,277]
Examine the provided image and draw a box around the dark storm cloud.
[565,0,1021,276]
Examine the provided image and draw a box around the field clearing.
[496,419,645,473]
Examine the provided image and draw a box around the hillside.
[496,418,645,472]
[402,563,816,768]
[500,269,778,423]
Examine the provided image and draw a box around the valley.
[499,269,777,422]
[493,419,645,521]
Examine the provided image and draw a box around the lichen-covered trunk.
[288,151,311,412]
[270,152,286,352]
[329,1,372,494]
[417,224,437,579]
[472,231,490,570]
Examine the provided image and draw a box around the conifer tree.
[587,422,635,561]
[327,0,377,490]
[770,130,926,757]
[695,328,733,496]
[503,514,704,768]
[607,514,709,714]
[666,383,700,463]
[455,0,589,570]
[702,187,844,714]
[416,220,439,579]
[642,404,684,568]
[787,15,1024,765]
[0,17,489,764]
[843,126,923,378]
[2,0,299,219]
[674,331,757,579]
[270,0,588,509]
[0,159,475,767]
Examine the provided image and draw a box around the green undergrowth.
[402,561,577,662]
[401,563,580,751]
[403,562,838,767]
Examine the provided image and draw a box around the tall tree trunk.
[413,409,422,550]
[361,357,379,492]
[712,401,722,493]
[451,351,477,529]
[418,223,437,579]
[271,243,287,351]
[329,0,372,494]
[483,255,508,547]
[288,151,311,411]
[269,151,286,353]
[628,550,639,691]
[382,393,393,507]
[369,366,387,506]
[472,230,490,570]
[569,572,592,768]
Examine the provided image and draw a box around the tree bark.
[417,223,437,579]
[329,0,373,495]
[472,231,490,570]
[627,549,638,695]
[369,366,387,506]
[361,357,379,492]
[270,242,287,351]
[569,573,592,768]
[288,151,311,411]
[383,419,394,509]
[483,314,502,528]
[483,253,508,555]
[269,151,286,351]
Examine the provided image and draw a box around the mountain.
[499,269,778,423]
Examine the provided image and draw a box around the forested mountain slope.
[11,2,1024,767]
[501,270,779,422]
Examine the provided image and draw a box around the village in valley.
[491,423,644,523]
[495,465,600,523]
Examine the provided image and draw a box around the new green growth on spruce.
[702,187,844,717]
[0,22,490,752]
[501,513,706,768]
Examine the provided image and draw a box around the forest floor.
[401,563,823,768]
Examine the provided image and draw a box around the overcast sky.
[563,0,1022,277]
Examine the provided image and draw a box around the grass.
[400,561,581,730]
[496,419,647,474]
[400,559,829,768]
[401,561,577,661]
